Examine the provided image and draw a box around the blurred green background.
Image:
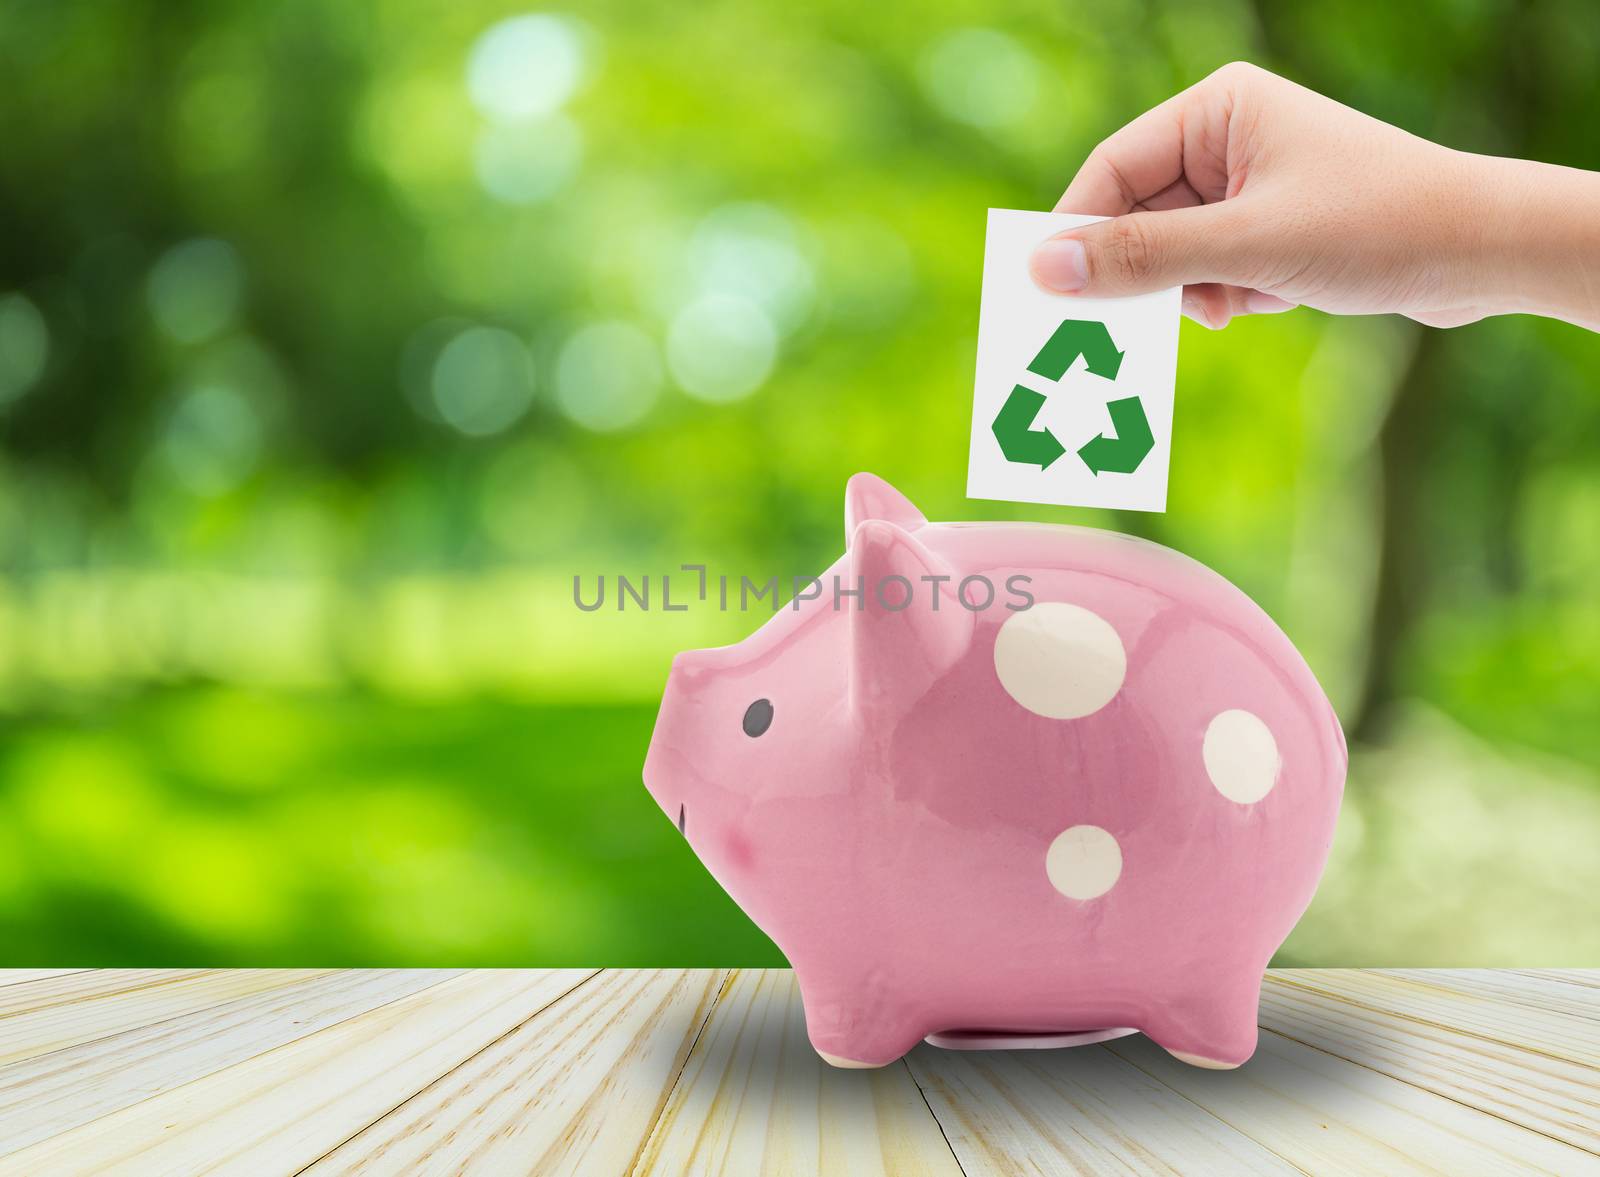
[0,0,1596,966]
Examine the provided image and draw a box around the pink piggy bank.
[643,474,1346,1069]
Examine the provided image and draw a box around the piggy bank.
[643,473,1346,1069]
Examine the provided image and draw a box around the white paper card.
[966,208,1180,513]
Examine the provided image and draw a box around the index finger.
[1053,85,1204,216]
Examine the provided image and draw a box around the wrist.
[1468,152,1600,329]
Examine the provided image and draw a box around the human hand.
[1029,62,1600,331]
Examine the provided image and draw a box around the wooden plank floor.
[0,969,1593,1176]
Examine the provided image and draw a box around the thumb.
[1030,204,1260,298]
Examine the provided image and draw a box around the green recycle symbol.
[990,319,1154,475]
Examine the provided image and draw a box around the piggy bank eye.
[742,698,773,738]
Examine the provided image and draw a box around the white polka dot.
[1045,825,1122,899]
[993,603,1126,719]
[1203,709,1281,803]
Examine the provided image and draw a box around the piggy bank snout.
[642,696,673,805]
[642,717,685,835]
[643,658,696,821]
[647,732,710,858]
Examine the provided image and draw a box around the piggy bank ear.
[844,473,925,544]
[848,519,973,720]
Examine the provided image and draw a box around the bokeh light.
[399,318,470,425]
[666,294,777,404]
[554,321,662,431]
[685,203,815,336]
[919,28,1040,129]
[146,238,245,344]
[155,382,264,497]
[0,292,48,406]
[430,326,537,437]
[474,116,583,204]
[465,13,589,123]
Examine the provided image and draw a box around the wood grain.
[0,969,212,1019]
[1516,970,1600,990]
[0,969,593,1177]
[1260,974,1600,1154]
[0,969,464,1155]
[1271,968,1599,1067]
[1377,968,1600,1023]
[0,970,86,990]
[305,968,725,1177]
[632,969,966,1176]
[0,968,1592,1176]
[0,969,330,1067]
[904,1040,1297,1175]
[1106,1025,1600,1176]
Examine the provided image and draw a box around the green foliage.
[0,0,1595,964]
[0,690,783,965]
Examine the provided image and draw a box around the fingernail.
[1244,291,1296,314]
[1030,236,1088,293]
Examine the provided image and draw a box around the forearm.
[1471,153,1600,330]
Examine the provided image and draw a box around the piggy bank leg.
[796,974,925,1069]
[1143,972,1263,1069]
